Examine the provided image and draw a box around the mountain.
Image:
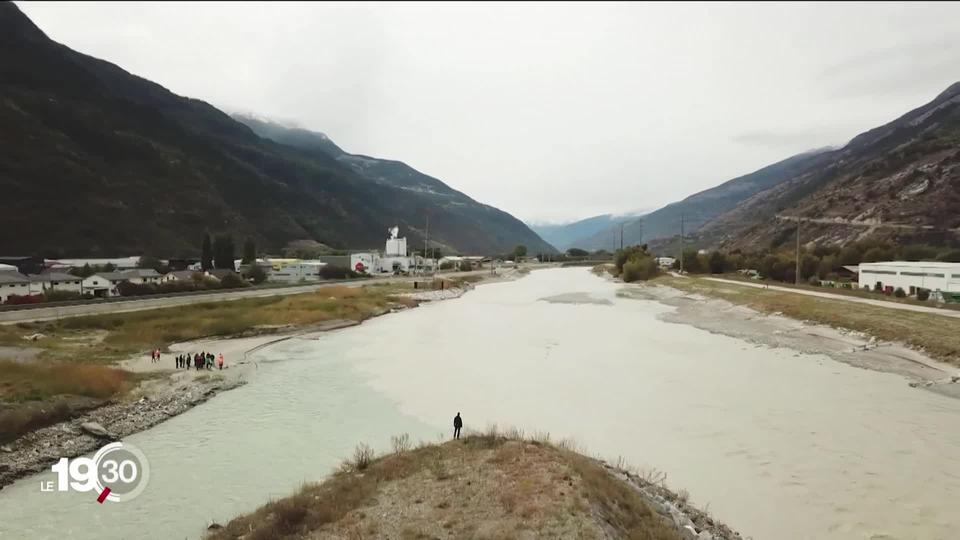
[702,82,960,251]
[0,3,553,257]
[574,148,833,250]
[528,213,646,252]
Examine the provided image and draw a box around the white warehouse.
[858,261,960,295]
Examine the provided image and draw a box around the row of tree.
[674,239,960,284]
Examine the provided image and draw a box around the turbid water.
[2,268,959,539]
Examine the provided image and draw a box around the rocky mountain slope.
[597,82,960,254]
[704,82,960,250]
[0,3,553,257]
[233,116,553,257]
[575,149,833,251]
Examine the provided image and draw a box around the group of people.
[150,349,162,363]
[174,351,225,370]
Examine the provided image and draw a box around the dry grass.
[0,360,133,442]
[206,429,681,540]
[0,360,131,402]
[663,276,960,365]
[0,284,412,364]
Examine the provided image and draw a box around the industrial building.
[858,261,960,296]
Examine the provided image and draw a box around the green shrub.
[894,287,906,298]
[621,257,659,282]
[219,272,249,289]
[917,288,931,301]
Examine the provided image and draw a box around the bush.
[621,257,659,282]
[4,294,43,305]
[917,288,931,301]
[116,281,158,297]
[894,287,906,298]
[247,265,268,285]
[219,272,249,289]
[319,265,361,280]
[439,261,455,270]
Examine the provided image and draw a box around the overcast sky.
[16,2,960,224]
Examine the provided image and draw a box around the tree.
[103,262,116,272]
[247,265,267,285]
[138,255,163,271]
[838,245,862,266]
[862,246,894,263]
[708,251,728,274]
[566,248,589,258]
[70,263,95,278]
[201,233,213,271]
[621,257,659,282]
[213,235,235,270]
[512,245,527,260]
[242,237,257,264]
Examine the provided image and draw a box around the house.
[82,272,127,297]
[269,261,326,283]
[0,272,31,303]
[81,269,164,297]
[163,270,208,283]
[858,261,960,296]
[122,269,163,284]
[29,272,83,295]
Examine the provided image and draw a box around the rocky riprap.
[0,378,243,489]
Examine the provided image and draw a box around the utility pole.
[795,216,801,285]
[424,214,429,276]
[679,213,685,274]
[619,223,624,251]
[637,219,643,247]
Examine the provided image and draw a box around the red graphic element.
[97,487,111,504]
[355,262,365,272]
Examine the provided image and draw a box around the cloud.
[731,129,833,148]
[819,36,960,99]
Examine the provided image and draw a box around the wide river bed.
[2,267,959,539]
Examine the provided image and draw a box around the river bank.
[206,431,740,540]
[620,280,960,399]
[0,274,504,490]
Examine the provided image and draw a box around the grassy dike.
[205,429,738,540]
[0,282,423,443]
[658,276,960,366]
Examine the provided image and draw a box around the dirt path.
[702,277,960,319]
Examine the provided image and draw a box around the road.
[702,276,960,319]
[0,266,538,325]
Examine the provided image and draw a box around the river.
[1,267,959,539]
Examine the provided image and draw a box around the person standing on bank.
[453,412,463,439]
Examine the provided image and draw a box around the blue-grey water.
[2,268,959,540]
